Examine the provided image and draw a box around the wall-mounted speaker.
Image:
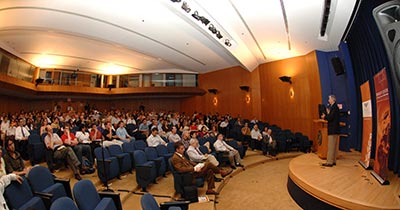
[331,57,345,75]
[373,1,400,100]
[239,86,250,92]
[208,89,218,94]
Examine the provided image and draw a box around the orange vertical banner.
[359,81,372,169]
[372,68,391,185]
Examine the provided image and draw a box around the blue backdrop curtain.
[346,0,400,175]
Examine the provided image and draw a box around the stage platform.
[288,152,400,210]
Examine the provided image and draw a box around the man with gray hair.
[321,94,340,167]
[187,138,219,167]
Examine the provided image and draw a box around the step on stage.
[287,152,400,210]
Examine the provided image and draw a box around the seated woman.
[3,139,31,176]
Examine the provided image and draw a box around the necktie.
[21,127,25,137]
[195,147,202,155]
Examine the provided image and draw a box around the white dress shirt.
[146,134,167,147]
[213,139,234,152]
[15,126,30,141]
[186,145,206,162]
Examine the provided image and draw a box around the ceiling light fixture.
[199,16,210,26]
[170,0,181,2]
[181,2,191,13]
[208,24,217,34]
[192,11,201,20]
[216,31,223,39]
[225,39,232,47]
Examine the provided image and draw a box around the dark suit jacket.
[325,102,340,135]
[171,152,196,173]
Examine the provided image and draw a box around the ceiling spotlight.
[216,31,223,39]
[181,2,191,13]
[171,0,181,2]
[225,39,232,47]
[208,24,217,34]
[199,16,210,26]
[192,11,200,20]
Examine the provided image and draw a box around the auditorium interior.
[0,0,400,210]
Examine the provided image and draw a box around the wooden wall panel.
[181,66,253,119]
[259,51,321,137]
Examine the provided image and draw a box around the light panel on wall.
[245,94,251,104]
[213,96,218,106]
[289,87,294,99]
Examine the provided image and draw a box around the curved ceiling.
[0,0,357,75]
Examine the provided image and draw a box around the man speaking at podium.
[320,95,340,167]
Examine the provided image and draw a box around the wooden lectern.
[312,119,340,159]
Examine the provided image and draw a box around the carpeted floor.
[52,150,303,210]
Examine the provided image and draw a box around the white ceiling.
[0,0,357,75]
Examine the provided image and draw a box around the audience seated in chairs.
[213,134,244,170]
[4,139,31,175]
[116,121,135,142]
[61,126,93,174]
[171,142,231,195]
[43,125,82,180]
[187,139,219,167]
[241,122,251,146]
[262,128,277,156]
[167,126,181,143]
[250,124,262,151]
[15,119,30,160]
[102,122,124,147]
[146,127,167,147]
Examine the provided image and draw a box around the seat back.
[122,142,135,153]
[134,150,148,165]
[73,180,101,210]
[155,144,168,156]
[50,197,78,210]
[167,142,175,153]
[28,133,42,144]
[144,147,159,160]
[27,165,55,191]
[141,193,161,210]
[4,177,41,210]
[94,147,111,159]
[108,144,123,156]
[134,140,147,151]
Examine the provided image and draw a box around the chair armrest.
[54,177,72,198]
[99,191,123,210]
[160,200,190,210]
[34,191,53,210]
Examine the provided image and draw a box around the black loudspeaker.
[331,57,345,75]
[373,1,400,100]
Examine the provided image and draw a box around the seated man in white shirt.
[213,134,244,169]
[116,121,135,142]
[146,127,167,147]
[187,138,219,167]
[250,124,262,151]
[14,119,30,160]
[167,126,181,143]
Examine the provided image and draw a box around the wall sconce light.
[208,88,218,94]
[108,84,116,91]
[181,2,191,13]
[225,39,232,47]
[239,85,250,92]
[289,87,295,99]
[35,78,44,87]
[245,94,251,104]
[213,96,218,106]
[279,76,292,84]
